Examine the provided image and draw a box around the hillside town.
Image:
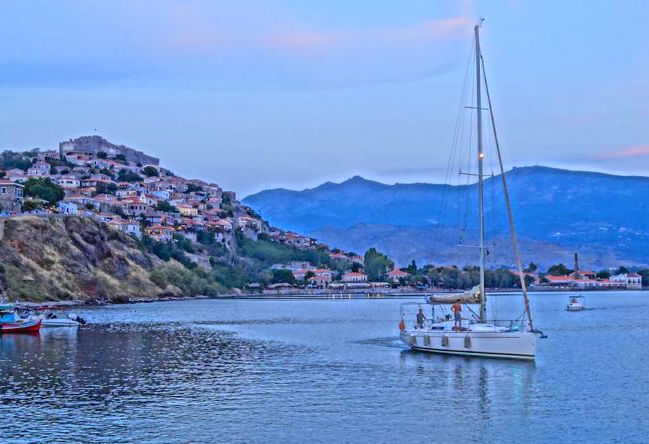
[1,136,323,245]
[0,136,647,293]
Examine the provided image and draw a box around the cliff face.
[0,216,182,302]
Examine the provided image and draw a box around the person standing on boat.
[452,300,462,331]
[416,307,426,329]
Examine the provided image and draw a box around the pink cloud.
[162,13,472,55]
[596,145,649,159]
[264,17,473,52]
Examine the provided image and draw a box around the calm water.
[1,292,649,443]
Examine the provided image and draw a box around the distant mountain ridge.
[243,166,649,268]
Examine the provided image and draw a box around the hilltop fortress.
[59,135,159,166]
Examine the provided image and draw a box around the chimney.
[574,252,579,272]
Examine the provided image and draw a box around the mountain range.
[243,166,649,269]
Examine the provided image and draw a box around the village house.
[307,269,334,286]
[108,219,142,238]
[56,177,81,189]
[65,153,94,166]
[36,149,59,162]
[0,181,24,212]
[121,198,150,216]
[27,161,51,177]
[284,232,311,249]
[387,269,411,283]
[329,252,352,263]
[63,193,93,207]
[342,272,368,283]
[57,201,78,215]
[145,211,164,225]
[146,225,174,242]
[177,204,198,217]
[610,273,642,289]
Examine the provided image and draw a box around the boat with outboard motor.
[398,20,544,360]
[0,303,41,334]
[24,306,86,327]
[566,295,586,311]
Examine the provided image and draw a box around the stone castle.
[59,136,159,166]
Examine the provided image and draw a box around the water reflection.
[0,294,648,442]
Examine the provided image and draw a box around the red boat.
[0,319,41,334]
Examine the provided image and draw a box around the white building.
[341,272,368,283]
[57,201,78,215]
[610,273,642,289]
[27,162,51,177]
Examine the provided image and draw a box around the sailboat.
[399,21,543,360]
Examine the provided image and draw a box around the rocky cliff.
[0,216,185,303]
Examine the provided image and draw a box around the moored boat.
[566,295,586,311]
[0,303,42,334]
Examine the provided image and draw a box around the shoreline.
[11,286,647,307]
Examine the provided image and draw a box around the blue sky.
[0,0,648,196]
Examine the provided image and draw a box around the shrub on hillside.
[23,178,64,204]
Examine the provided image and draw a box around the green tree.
[403,259,417,275]
[596,270,611,279]
[143,166,159,177]
[93,182,118,196]
[524,262,538,273]
[117,168,142,183]
[156,201,177,213]
[547,263,572,276]
[98,168,114,178]
[186,183,203,193]
[614,266,630,275]
[524,274,535,287]
[364,248,393,282]
[272,269,296,284]
[23,178,64,204]
[22,200,41,212]
[97,151,107,159]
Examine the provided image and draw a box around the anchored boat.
[399,20,543,360]
[0,303,41,334]
[566,295,586,311]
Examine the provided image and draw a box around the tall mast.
[475,23,487,322]
[480,55,535,331]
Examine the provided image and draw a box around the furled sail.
[426,285,481,304]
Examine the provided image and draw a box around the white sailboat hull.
[400,327,537,360]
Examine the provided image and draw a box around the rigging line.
[459,67,475,255]
[435,37,474,256]
[480,53,535,331]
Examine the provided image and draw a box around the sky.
[0,0,648,196]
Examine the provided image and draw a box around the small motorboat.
[0,303,41,334]
[566,295,586,311]
[22,306,86,328]
[40,312,83,327]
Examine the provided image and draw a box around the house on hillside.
[611,273,642,289]
[27,162,51,177]
[0,181,24,212]
[57,201,78,215]
[342,272,368,283]
[146,225,174,241]
[387,269,411,283]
